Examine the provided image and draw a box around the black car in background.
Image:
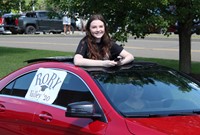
[18,10,64,34]
[2,13,23,34]
[1,11,64,35]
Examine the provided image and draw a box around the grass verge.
[0,47,73,78]
[0,47,199,78]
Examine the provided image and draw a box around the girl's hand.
[114,56,123,66]
[102,60,118,67]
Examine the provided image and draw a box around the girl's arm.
[118,49,134,65]
[74,54,118,67]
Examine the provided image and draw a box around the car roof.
[26,56,161,73]
[25,10,49,13]
[2,13,21,17]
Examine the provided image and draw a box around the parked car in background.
[0,15,12,34]
[18,10,63,34]
[1,13,23,34]
[173,19,200,35]
[0,26,11,35]
[0,17,5,34]
[1,57,200,134]
[192,19,200,35]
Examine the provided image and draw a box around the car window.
[26,13,37,18]
[91,69,200,117]
[53,72,94,107]
[38,12,48,19]
[0,69,95,108]
[47,12,62,19]
[1,72,36,97]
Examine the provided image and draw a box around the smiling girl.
[73,14,134,67]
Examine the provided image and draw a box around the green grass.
[0,47,199,78]
[137,57,200,73]
[0,47,73,78]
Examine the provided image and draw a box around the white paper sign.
[25,68,67,104]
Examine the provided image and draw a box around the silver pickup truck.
[18,10,63,34]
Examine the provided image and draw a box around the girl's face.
[89,20,105,40]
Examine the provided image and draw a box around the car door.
[52,17,63,32]
[48,12,63,32]
[37,11,51,31]
[0,72,39,135]
[32,70,107,135]
[51,17,63,32]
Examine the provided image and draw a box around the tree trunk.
[178,25,192,74]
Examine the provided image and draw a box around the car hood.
[125,115,200,135]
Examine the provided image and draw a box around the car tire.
[25,25,36,34]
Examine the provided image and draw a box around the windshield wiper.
[193,110,200,114]
[125,113,166,118]
[125,110,200,118]
[168,110,200,116]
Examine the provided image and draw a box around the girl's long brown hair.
[84,14,112,60]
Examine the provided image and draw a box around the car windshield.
[90,66,200,118]
[38,12,48,19]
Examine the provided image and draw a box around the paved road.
[0,33,200,62]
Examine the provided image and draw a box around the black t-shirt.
[75,39,123,60]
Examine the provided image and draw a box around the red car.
[1,57,200,135]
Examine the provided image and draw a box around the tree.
[68,0,200,74]
[45,0,72,13]
[0,0,28,14]
[173,0,200,74]
[0,0,22,14]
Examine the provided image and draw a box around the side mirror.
[66,101,102,119]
